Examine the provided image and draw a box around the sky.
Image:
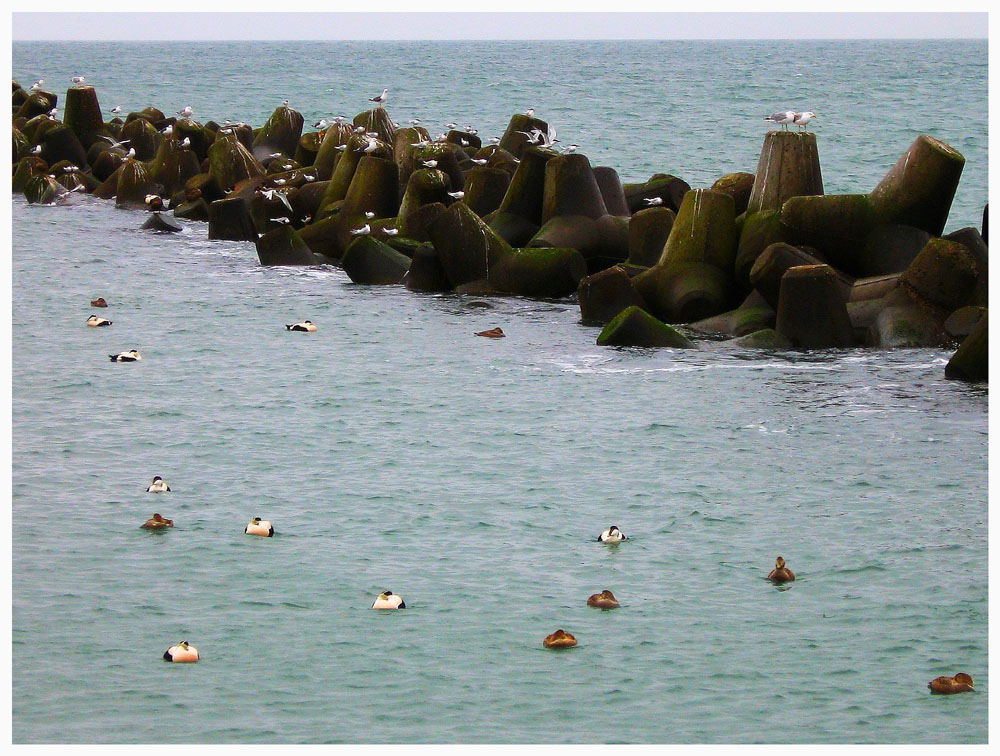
[10,11,989,41]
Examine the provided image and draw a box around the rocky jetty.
[11,81,987,378]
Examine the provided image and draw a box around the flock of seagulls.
[764,110,818,131]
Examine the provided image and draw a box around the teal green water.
[12,40,988,743]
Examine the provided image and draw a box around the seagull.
[541,125,559,147]
[764,110,796,131]
[369,88,389,107]
[383,227,399,236]
[273,178,286,186]
[410,138,431,148]
[362,139,379,154]
[180,137,191,149]
[335,144,348,152]
[98,135,131,149]
[471,158,488,166]
[460,139,469,146]
[365,211,376,219]
[267,152,282,160]
[109,105,122,114]
[423,159,438,168]
[448,191,465,199]
[793,111,818,131]
[350,224,371,235]
[489,136,500,144]
[446,122,458,130]
[176,106,194,118]
[313,118,329,129]
[71,74,85,85]
[31,145,42,155]
[63,164,78,173]
[563,144,579,153]
[643,197,664,206]
[261,188,294,213]
[353,126,366,134]
[516,129,541,144]
[525,108,534,117]
[30,79,43,91]
[47,108,59,119]
[468,128,479,136]
[333,116,346,124]
[281,99,289,106]
[409,118,421,125]
[161,125,173,136]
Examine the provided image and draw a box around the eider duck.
[146,476,171,493]
[372,590,405,610]
[767,556,795,583]
[87,315,112,327]
[543,629,577,649]
[586,590,620,610]
[286,321,317,332]
[90,297,108,307]
[245,517,274,537]
[141,513,174,529]
[928,673,975,694]
[475,328,505,338]
[109,350,142,362]
[163,641,199,663]
[598,525,626,543]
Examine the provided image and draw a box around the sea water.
[12,39,988,743]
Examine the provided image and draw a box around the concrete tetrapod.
[253,105,305,160]
[632,189,738,323]
[869,135,965,237]
[597,306,696,348]
[255,224,317,266]
[746,131,823,216]
[945,311,988,382]
[627,207,675,268]
[208,197,258,241]
[774,264,855,349]
[341,236,411,285]
[578,265,649,325]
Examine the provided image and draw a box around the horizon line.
[14,36,989,42]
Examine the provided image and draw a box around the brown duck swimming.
[543,629,577,649]
[141,513,173,530]
[928,673,974,694]
[768,556,795,583]
[587,590,620,610]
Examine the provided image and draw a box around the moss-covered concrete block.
[597,306,696,348]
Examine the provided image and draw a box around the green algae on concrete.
[780,193,878,274]
[597,306,696,348]
[488,246,588,299]
[253,105,305,159]
[207,133,265,191]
